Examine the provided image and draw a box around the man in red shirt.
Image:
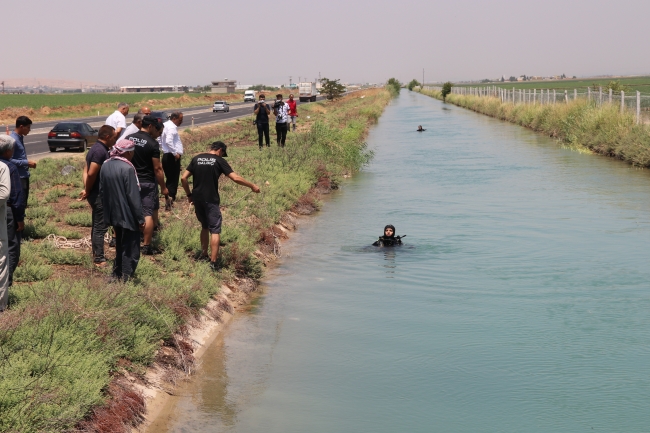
[287,94,298,132]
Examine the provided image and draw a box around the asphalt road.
[22,97,325,156]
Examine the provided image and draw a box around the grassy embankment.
[0,92,246,124]
[420,88,650,166]
[455,76,650,93]
[0,88,392,432]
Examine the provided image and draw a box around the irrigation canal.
[148,91,650,432]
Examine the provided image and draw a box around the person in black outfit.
[126,116,168,255]
[373,224,403,247]
[181,141,260,271]
[254,94,271,149]
[99,139,145,282]
[80,125,117,266]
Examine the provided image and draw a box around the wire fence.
[423,85,650,125]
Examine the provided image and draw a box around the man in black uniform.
[125,116,168,255]
[181,141,260,271]
[253,94,271,149]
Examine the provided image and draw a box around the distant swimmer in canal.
[373,224,405,247]
[417,125,426,132]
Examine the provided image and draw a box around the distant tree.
[509,76,517,82]
[250,84,278,91]
[441,82,453,102]
[572,76,577,79]
[593,80,630,93]
[407,79,421,91]
[320,78,346,101]
[386,78,401,96]
[481,79,491,83]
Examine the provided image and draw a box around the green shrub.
[44,187,67,203]
[64,211,92,227]
[68,201,87,209]
[26,205,54,220]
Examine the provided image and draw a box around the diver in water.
[373,224,404,247]
[417,125,425,132]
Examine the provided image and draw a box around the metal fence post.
[609,88,612,104]
[565,90,568,103]
[553,89,556,104]
[621,91,625,114]
[574,89,577,101]
[534,89,536,105]
[637,91,641,124]
[588,87,591,102]
[599,87,603,106]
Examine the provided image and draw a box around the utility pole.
[299,76,301,84]
[1,81,4,94]
[289,76,292,87]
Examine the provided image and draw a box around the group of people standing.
[254,93,298,149]
[0,101,262,313]
[86,103,260,281]
[0,116,36,312]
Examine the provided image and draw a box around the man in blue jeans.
[0,135,25,287]
[10,116,36,208]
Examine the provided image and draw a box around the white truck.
[244,90,256,102]
[299,82,318,102]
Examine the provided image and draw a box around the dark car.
[47,122,98,152]
[150,111,170,123]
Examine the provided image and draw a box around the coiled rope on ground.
[45,232,111,249]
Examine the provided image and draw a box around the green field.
[0,92,212,110]
[454,76,650,93]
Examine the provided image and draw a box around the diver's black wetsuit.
[373,236,403,247]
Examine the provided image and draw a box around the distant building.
[236,84,252,90]
[211,80,236,93]
[120,85,188,93]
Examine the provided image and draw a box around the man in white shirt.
[160,111,184,210]
[120,106,151,140]
[105,102,130,139]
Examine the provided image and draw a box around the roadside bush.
[64,211,92,227]
[44,187,67,203]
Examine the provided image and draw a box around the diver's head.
[384,224,396,238]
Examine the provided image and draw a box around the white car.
[213,101,230,113]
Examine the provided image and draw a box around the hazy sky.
[3,0,649,86]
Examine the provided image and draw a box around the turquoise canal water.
[152,92,650,432]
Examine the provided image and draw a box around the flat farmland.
[0,92,245,123]
[0,93,208,110]
[455,76,650,93]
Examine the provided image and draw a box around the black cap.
[210,141,228,157]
